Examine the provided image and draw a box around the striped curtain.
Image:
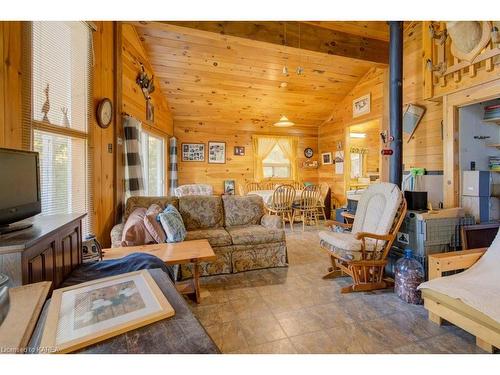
[123,115,144,197]
[169,136,178,196]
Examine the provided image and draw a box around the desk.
[103,240,216,303]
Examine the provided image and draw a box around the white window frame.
[263,144,291,179]
[141,130,166,196]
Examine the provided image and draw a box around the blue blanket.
[62,253,175,287]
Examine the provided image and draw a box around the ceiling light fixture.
[350,132,366,138]
[274,115,295,127]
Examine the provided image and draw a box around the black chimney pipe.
[388,21,403,188]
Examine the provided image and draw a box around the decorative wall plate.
[304,147,314,159]
[446,21,492,63]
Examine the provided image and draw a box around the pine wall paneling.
[91,21,116,247]
[0,22,23,149]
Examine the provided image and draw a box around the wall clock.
[96,98,113,129]
[304,147,314,159]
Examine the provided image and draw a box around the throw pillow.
[158,204,187,243]
[144,204,167,243]
[121,207,155,247]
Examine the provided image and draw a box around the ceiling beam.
[152,21,389,64]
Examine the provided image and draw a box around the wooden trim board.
[0,281,51,353]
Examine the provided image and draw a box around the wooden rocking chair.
[319,183,407,293]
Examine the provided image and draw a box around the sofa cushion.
[121,208,155,247]
[222,195,264,227]
[179,195,224,230]
[185,228,232,247]
[158,205,187,243]
[124,196,179,221]
[144,204,167,243]
[226,225,285,246]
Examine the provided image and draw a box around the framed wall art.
[322,152,333,165]
[181,143,205,162]
[40,270,174,353]
[208,141,226,164]
[353,93,371,118]
[234,146,245,156]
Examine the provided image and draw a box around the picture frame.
[40,270,174,353]
[322,152,333,165]
[353,93,371,118]
[234,146,245,156]
[208,141,226,164]
[224,180,235,195]
[181,143,205,162]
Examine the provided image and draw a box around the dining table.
[247,189,304,205]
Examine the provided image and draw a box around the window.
[140,131,165,196]
[24,22,92,234]
[263,144,291,179]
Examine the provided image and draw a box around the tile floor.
[187,224,486,354]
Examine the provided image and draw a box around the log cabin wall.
[402,22,443,172]
[0,22,23,149]
[173,121,319,195]
[115,23,174,218]
[318,67,387,205]
[0,21,117,247]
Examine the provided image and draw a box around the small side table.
[102,240,216,303]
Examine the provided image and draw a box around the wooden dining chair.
[261,181,277,190]
[266,184,296,231]
[316,182,330,221]
[291,181,304,190]
[292,185,321,231]
[244,182,261,194]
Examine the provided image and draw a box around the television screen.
[0,148,41,226]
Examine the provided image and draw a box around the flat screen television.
[0,148,41,234]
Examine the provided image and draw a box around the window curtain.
[252,135,299,181]
[123,115,145,197]
[252,136,278,182]
[277,136,299,181]
[169,136,178,196]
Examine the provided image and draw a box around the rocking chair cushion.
[318,231,379,261]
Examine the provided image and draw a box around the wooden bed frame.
[424,248,499,353]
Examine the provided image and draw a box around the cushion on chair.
[222,194,264,227]
[179,195,224,230]
[158,205,187,243]
[226,225,285,246]
[318,230,382,261]
[185,228,232,247]
[144,204,167,243]
[121,208,156,247]
[351,183,402,236]
[174,184,213,197]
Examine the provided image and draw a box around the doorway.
[344,119,381,195]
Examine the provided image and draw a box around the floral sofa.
[110,195,288,280]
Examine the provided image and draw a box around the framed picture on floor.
[208,141,226,164]
[40,270,174,353]
[182,143,205,162]
[224,180,235,195]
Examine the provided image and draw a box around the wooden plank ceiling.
[133,21,387,131]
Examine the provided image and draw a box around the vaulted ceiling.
[132,21,388,130]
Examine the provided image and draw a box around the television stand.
[0,222,33,235]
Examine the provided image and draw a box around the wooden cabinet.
[0,214,85,290]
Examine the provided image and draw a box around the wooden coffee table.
[103,239,216,303]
